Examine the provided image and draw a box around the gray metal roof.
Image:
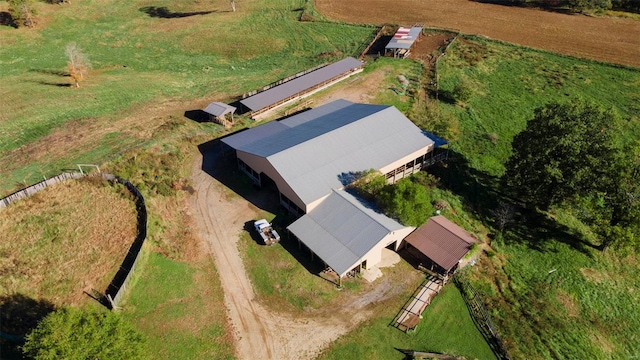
[223,99,435,206]
[221,121,288,150]
[239,57,364,112]
[287,190,409,277]
[203,102,236,117]
[385,26,423,50]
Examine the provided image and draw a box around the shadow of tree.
[0,293,56,357]
[0,11,15,27]
[139,6,218,18]
[427,150,595,255]
[30,80,72,87]
[29,69,69,77]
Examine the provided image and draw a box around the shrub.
[22,307,146,360]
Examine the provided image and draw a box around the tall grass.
[437,37,640,176]
[0,178,137,306]
[434,37,640,358]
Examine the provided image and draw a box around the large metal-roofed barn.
[402,216,477,275]
[221,99,440,284]
[239,57,364,119]
[385,26,423,58]
[222,99,436,214]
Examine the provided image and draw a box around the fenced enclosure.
[0,171,147,311]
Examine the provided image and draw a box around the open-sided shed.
[402,216,476,275]
[203,102,236,127]
[385,26,423,58]
[239,57,364,119]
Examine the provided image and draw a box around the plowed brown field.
[316,0,640,68]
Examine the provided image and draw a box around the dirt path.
[189,149,386,359]
[316,0,640,68]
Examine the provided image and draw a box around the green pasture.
[430,37,640,358]
[0,0,374,193]
[437,37,640,176]
[317,284,496,360]
[121,249,234,360]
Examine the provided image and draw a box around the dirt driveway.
[316,0,640,68]
[189,145,406,359]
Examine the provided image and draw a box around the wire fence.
[453,275,511,360]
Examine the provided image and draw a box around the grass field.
[121,248,235,359]
[429,37,640,359]
[3,0,640,358]
[436,37,640,176]
[0,178,136,308]
[0,0,375,194]
[317,284,496,360]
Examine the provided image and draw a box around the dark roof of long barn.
[404,216,476,271]
[239,57,364,112]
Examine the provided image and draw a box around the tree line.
[493,0,640,13]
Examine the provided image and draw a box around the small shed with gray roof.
[385,26,423,58]
[239,57,364,119]
[402,216,477,275]
[203,102,236,127]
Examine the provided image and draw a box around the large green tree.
[379,177,433,227]
[504,100,619,210]
[577,143,640,251]
[504,100,640,251]
[22,307,146,360]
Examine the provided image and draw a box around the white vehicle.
[254,219,280,245]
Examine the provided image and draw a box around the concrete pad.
[378,248,401,268]
[362,249,401,282]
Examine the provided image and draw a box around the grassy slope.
[121,249,234,359]
[0,179,136,306]
[438,37,640,176]
[318,285,496,360]
[0,0,374,193]
[435,38,640,358]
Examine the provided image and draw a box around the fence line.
[102,176,147,310]
[0,172,85,209]
[453,275,511,360]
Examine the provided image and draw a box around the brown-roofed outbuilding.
[402,215,476,275]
